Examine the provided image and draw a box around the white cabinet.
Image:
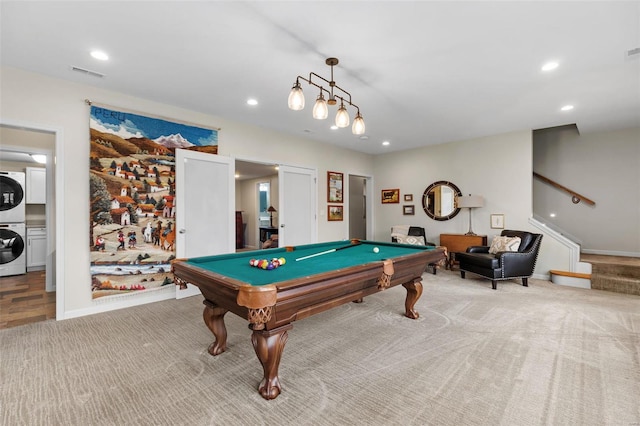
[27,227,47,270]
[26,167,46,204]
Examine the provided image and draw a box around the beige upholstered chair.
[391,225,442,274]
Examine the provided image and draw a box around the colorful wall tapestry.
[89,105,218,299]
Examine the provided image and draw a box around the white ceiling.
[1,1,638,155]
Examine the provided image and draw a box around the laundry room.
[0,125,55,328]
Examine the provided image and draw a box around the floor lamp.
[457,195,484,236]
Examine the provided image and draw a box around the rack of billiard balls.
[249,257,287,270]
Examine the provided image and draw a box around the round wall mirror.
[422,181,462,221]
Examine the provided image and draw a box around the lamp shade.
[267,206,277,213]
[335,104,350,128]
[457,195,484,208]
[288,82,305,110]
[312,94,329,119]
[352,113,365,135]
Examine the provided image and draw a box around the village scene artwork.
[89,105,218,299]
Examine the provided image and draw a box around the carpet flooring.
[1,270,639,425]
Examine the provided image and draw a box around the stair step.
[591,263,639,279]
[591,275,640,296]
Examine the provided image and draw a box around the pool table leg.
[402,278,423,319]
[251,323,293,400]
[203,302,228,356]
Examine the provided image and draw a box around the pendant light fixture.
[312,91,329,120]
[335,101,350,128]
[288,57,366,135]
[287,81,305,110]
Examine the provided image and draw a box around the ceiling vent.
[626,47,640,60]
[70,66,105,78]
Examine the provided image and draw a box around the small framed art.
[491,214,505,229]
[327,171,343,203]
[404,194,413,202]
[328,205,344,221]
[381,188,400,204]
[403,205,415,215]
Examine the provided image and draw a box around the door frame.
[1,118,65,320]
[347,173,374,240]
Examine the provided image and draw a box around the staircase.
[581,254,640,296]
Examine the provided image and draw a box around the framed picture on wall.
[491,214,505,229]
[403,205,415,215]
[381,188,400,204]
[404,194,413,202]
[327,171,343,203]
[328,205,343,221]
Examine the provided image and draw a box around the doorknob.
[280,224,284,228]
[179,229,186,234]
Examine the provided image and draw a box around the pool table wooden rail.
[172,246,445,400]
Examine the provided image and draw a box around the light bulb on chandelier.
[352,112,365,135]
[287,81,305,111]
[288,57,366,136]
[312,91,329,120]
[335,102,350,128]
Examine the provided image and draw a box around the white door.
[175,149,235,299]
[278,165,317,246]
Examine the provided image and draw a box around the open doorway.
[235,160,279,251]
[348,174,373,240]
[0,125,57,328]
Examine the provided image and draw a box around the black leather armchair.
[456,230,543,290]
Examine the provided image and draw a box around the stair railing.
[533,172,596,206]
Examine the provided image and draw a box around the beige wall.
[373,130,534,241]
[533,126,640,255]
[5,65,614,319]
[372,131,574,274]
[1,66,373,317]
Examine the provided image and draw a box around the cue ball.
[373,247,379,253]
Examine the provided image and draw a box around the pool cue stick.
[295,248,336,261]
[295,242,361,261]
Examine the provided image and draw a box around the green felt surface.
[185,240,433,286]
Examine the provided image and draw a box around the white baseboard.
[62,285,176,320]
[532,273,550,281]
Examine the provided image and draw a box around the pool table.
[172,240,445,400]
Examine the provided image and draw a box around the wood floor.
[0,270,55,329]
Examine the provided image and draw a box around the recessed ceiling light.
[90,50,109,61]
[541,61,558,71]
[382,141,390,146]
[235,173,240,179]
[549,213,556,218]
[561,105,574,111]
[330,125,338,130]
[247,98,258,106]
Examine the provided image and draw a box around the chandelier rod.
[294,74,359,114]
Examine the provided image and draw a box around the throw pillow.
[489,236,521,254]
[395,234,426,246]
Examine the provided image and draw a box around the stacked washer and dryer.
[0,171,27,277]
